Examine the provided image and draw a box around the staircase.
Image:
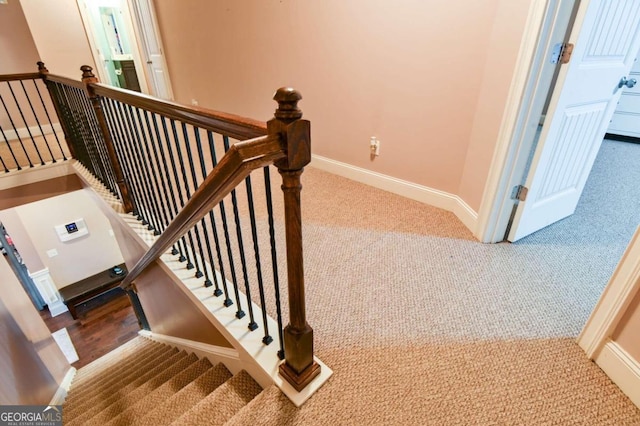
[63,336,270,426]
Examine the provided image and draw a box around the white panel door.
[131,0,173,100]
[509,0,640,241]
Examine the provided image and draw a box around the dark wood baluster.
[81,65,134,213]
[190,127,218,288]
[161,117,196,266]
[245,174,271,341]
[19,79,56,162]
[264,165,284,357]
[180,123,207,279]
[79,88,119,195]
[222,135,255,325]
[0,87,33,168]
[69,86,105,181]
[168,119,200,271]
[6,80,45,165]
[142,110,182,256]
[270,88,320,391]
[38,62,74,159]
[32,76,67,160]
[126,105,165,235]
[151,113,190,260]
[204,130,230,299]
[207,133,237,308]
[102,98,146,219]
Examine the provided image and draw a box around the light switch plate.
[47,249,58,258]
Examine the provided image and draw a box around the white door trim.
[577,226,640,358]
[76,0,150,93]
[127,0,175,100]
[475,0,575,243]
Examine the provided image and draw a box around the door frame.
[76,0,150,93]
[577,226,640,408]
[127,0,175,100]
[475,0,579,244]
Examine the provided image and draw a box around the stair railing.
[0,64,71,172]
[42,64,320,392]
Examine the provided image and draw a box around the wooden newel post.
[269,88,321,391]
[80,65,134,213]
[37,61,76,159]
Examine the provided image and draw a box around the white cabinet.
[608,56,640,138]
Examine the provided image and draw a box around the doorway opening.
[480,0,640,245]
[78,0,146,92]
[76,0,173,99]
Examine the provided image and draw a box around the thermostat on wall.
[55,218,89,242]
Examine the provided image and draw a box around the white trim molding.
[49,367,76,405]
[595,341,640,409]
[311,154,478,235]
[578,227,640,358]
[138,330,242,374]
[29,268,68,317]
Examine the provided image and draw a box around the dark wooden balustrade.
[24,64,321,393]
[0,66,69,171]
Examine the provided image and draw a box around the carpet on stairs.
[63,336,265,425]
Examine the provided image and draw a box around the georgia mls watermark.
[0,406,62,426]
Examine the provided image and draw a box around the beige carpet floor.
[221,140,640,424]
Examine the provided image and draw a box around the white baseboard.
[138,330,243,375]
[49,367,76,405]
[311,155,478,234]
[1,123,62,142]
[595,341,640,409]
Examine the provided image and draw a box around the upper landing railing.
[1,63,320,392]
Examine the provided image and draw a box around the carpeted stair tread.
[64,349,185,422]
[223,385,295,426]
[65,344,174,410]
[64,345,178,410]
[73,337,155,382]
[68,342,170,397]
[170,370,263,426]
[71,338,160,388]
[103,357,214,426]
[134,362,233,426]
[79,352,201,426]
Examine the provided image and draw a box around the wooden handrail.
[120,133,286,289]
[91,83,267,141]
[0,72,42,82]
[44,74,86,90]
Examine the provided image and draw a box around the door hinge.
[551,42,574,64]
[511,185,528,201]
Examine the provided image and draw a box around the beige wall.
[0,189,125,288]
[0,0,40,73]
[153,0,533,210]
[0,255,69,405]
[458,0,532,210]
[613,286,640,361]
[10,0,537,213]
[19,0,96,79]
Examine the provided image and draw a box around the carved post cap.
[37,61,48,74]
[81,65,96,80]
[274,87,303,121]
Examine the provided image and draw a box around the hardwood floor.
[39,289,140,369]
